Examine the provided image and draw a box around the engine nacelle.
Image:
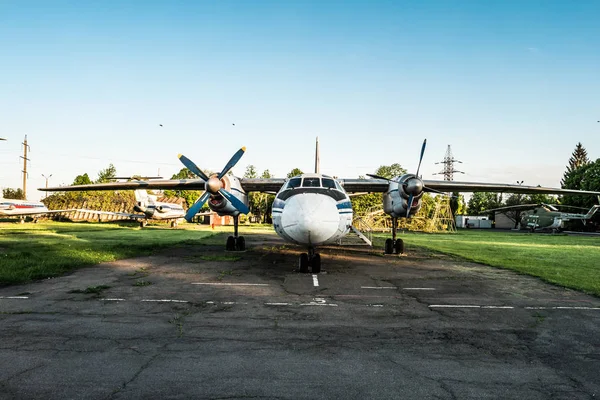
[207,175,249,217]
[382,174,423,218]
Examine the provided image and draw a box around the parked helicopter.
[486,203,600,232]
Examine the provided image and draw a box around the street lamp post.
[42,174,53,198]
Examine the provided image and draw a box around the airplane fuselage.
[272,174,353,246]
[141,202,186,220]
[0,199,48,216]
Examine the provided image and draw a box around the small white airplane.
[0,198,78,221]
[70,190,190,228]
[40,139,600,273]
[129,189,187,228]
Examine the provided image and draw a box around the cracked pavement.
[0,231,599,399]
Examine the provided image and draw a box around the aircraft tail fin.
[314,136,320,174]
[134,189,148,203]
[584,205,600,219]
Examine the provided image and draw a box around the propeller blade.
[178,154,209,181]
[406,194,414,218]
[218,188,250,214]
[218,147,246,179]
[184,191,210,222]
[366,174,394,182]
[415,139,427,177]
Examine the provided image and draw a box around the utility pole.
[20,135,30,199]
[314,136,320,174]
[433,145,464,181]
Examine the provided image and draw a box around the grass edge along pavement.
[0,222,221,285]
[373,230,600,297]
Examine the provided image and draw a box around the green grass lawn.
[0,221,220,285]
[374,230,600,296]
[3,222,600,297]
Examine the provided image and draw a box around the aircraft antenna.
[433,145,464,181]
[20,135,30,199]
[314,136,320,174]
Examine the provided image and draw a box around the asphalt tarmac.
[1,231,599,399]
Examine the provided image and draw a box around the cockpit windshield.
[287,177,301,189]
[302,177,321,187]
[322,178,336,189]
[282,176,343,191]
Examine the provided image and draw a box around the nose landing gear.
[298,247,321,273]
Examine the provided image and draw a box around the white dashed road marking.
[100,298,125,302]
[0,296,29,299]
[361,286,397,289]
[525,306,600,310]
[429,305,483,309]
[141,299,189,303]
[312,275,319,287]
[361,287,436,291]
[192,283,269,286]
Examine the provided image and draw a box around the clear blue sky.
[1,0,599,200]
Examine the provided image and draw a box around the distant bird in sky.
[232,123,235,126]
[159,124,163,127]
[0,138,6,141]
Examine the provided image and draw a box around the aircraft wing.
[239,178,286,193]
[0,208,80,217]
[40,179,206,192]
[482,204,541,213]
[340,178,600,196]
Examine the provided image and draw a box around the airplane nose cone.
[281,193,339,245]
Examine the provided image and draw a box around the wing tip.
[241,146,246,152]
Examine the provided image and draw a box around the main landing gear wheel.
[170,221,178,228]
[394,238,404,254]
[140,220,148,228]
[384,238,394,254]
[299,253,309,273]
[235,236,246,251]
[310,254,321,274]
[226,236,236,251]
[385,238,404,254]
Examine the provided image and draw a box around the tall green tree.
[2,188,25,200]
[260,169,275,223]
[95,164,117,183]
[450,193,466,215]
[244,165,260,220]
[467,192,503,215]
[73,173,92,185]
[561,143,589,187]
[561,159,600,208]
[374,163,406,179]
[287,168,304,178]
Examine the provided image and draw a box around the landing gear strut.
[226,215,246,251]
[298,247,321,274]
[384,217,404,255]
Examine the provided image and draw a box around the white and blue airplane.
[40,140,600,273]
